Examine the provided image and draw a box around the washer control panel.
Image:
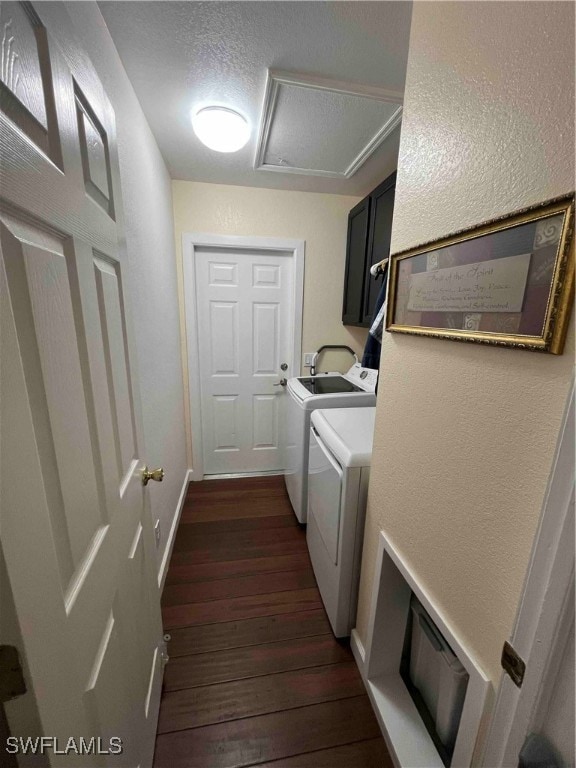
[344,363,378,392]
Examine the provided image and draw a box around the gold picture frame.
[386,195,575,354]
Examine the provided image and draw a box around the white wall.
[172,181,367,465]
[39,2,189,576]
[356,0,575,687]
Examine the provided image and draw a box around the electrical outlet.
[304,353,314,367]
[154,520,161,548]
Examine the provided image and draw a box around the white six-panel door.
[195,247,295,474]
[0,3,163,766]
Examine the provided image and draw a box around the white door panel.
[0,4,163,766]
[253,302,280,374]
[196,248,293,474]
[253,395,279,450]
[213,395,240,450]
[209,301,239,375]
[92,253,138,476]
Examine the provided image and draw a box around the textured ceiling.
[99,1,413,195]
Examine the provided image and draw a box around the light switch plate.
[304,353,314,367]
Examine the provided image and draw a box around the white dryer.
[283,364,377,523]
[307,407,376,637]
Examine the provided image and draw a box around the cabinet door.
[363,172,396,325]
[342,196,370,325]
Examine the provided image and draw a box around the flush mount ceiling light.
[191,107,250,153]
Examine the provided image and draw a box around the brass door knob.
[142,466,165,486]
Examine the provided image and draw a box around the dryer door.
[308,425,343,564]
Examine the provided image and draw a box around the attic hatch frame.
[254,69,403,179]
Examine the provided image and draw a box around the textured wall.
[172,181,366,465]
[40,3,189,575]
[355,0,575,687]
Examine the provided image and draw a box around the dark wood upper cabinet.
[363,172,396,324]
[342,171,396,327]
[342,196,371,326]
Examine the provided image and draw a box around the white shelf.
[357,530,493,767]
[366,673,444,768]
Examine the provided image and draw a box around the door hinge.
[501,640,526,687]
[160,639,169,666]
[0,645,27,703]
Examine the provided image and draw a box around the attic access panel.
[255,70,403,179]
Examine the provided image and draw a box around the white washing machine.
[283,364,377,523]
[307,407,376,637]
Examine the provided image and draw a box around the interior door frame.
[182,232,305,479]
[481,381,575,766]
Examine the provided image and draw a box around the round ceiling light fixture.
[191,107,250,153]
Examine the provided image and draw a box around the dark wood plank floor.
[154,475,392,768]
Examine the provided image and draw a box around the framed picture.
[386,196,575,353]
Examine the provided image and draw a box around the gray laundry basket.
[409,597,469,757]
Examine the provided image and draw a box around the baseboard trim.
[158,468,192,591]
[201,470,285,480]
[351,628,367,679]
